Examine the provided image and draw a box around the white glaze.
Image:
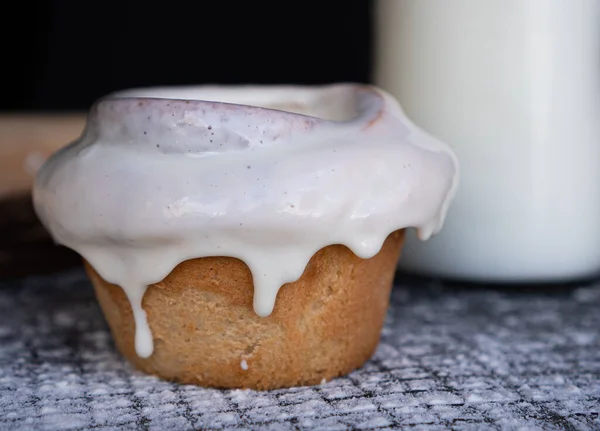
[33,84,458,358]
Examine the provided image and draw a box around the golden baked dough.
[86,230,404,390]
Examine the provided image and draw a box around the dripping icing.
[33,84,459,358]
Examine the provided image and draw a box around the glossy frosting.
[33,84,459,358]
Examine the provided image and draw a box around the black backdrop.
[6,0,373,111]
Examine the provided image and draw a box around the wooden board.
[0,114,87,278]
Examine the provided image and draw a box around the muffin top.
[33,84,458,357]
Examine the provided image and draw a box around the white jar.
[374,0,600,282]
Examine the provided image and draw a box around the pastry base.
[85,230,405,390]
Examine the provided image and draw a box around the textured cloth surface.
[1,269,599,430]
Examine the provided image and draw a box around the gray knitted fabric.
[1,268,599,430]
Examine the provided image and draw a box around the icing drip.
[33,84,459,358]
[126,282,153,358]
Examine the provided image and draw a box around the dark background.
[5,0,373,111]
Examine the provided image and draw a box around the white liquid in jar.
[375,0,600,282]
